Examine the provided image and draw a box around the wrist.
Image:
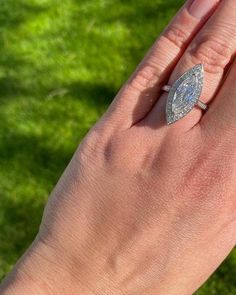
[0,237,95,295]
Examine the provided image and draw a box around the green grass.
[0,0,235,293]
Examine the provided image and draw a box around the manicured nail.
[189,0,220,19]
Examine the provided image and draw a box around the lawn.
[0,0,235,293]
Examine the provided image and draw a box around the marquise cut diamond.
[172,76,197,114]
[166,64,204,124]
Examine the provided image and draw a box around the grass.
[0,0,235,293]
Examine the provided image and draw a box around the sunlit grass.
[0,0,235,293]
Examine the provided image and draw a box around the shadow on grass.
[217,254,236,290]
[0,75,30,100]
[63,81,117,109]
[0,132,71,183]
[0,194,44,263]
[0,1,49,29]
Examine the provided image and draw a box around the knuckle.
[78,128,132,173]
[77,126,109,165]
[189,37,231,74]
[162,25,189,49]
[128,62,162,92]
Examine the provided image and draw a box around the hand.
[1,0,236,294]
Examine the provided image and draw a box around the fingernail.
[188,0,219,19]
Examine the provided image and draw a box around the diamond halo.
[165,64,204,125]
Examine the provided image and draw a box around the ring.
[162,64,208,125]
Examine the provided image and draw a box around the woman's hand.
[1,0,236,294]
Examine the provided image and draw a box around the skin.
[1,0,236,294]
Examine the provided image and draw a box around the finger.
[102,0,220,130]
[146,0,236,132]
[201,58,236,141]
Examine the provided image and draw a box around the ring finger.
[146,0,236,132]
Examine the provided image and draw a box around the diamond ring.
[162,64,208,125]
